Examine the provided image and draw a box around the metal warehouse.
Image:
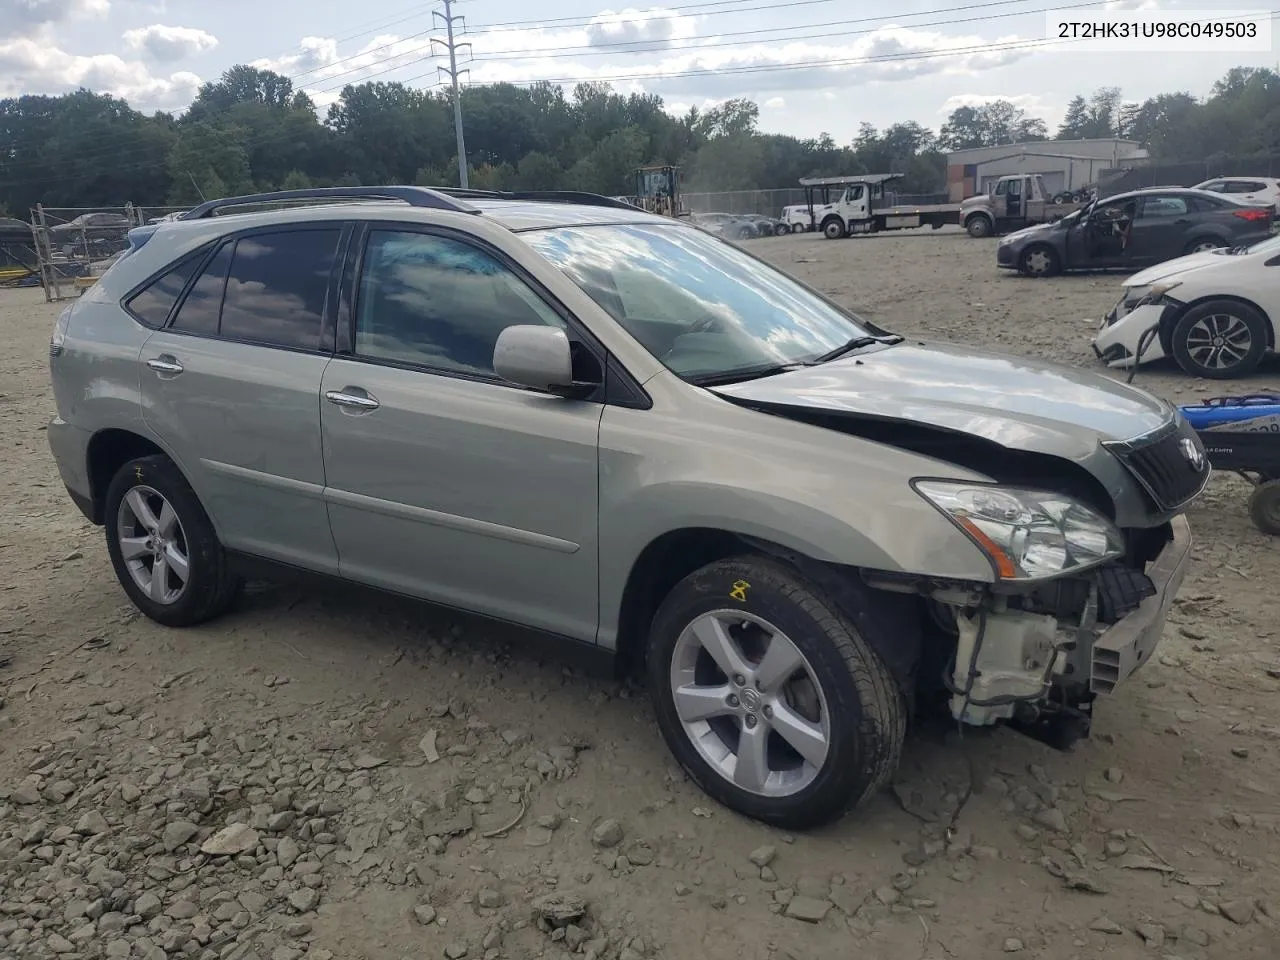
[946,138,1148,201]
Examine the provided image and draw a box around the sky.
[1,0,1274,143]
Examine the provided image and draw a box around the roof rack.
[181,185,480,220]
[431,188,640,211]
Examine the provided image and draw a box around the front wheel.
[775,223,791,235]
[1018,244,1061,277]
[104,454,239,627]
[965,215,993,238]
[646,555,906,830]
[737,226,753,240]
[822,218,845,240]
[1169,300,1268,379]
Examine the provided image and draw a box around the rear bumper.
[1090,515,1192,694]
[47,416,95,522]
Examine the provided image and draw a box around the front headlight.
[912,480,1124,581]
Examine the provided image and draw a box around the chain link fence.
[30,204,148,301]
[685,188,952,217]
[1100,155,1280,196]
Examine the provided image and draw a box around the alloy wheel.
[669,610,831,797]
[116,485,191,604]
[1184,312,1252,371]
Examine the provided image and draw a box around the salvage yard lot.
[1,229,1278,960]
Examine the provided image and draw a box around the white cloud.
[0,0,109,37]
[937,93,1050,115]
[0,36,199,110]
[123,24,218,62]
[763,96,785,109]
[583,8,697,50]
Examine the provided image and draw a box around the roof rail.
[430,188,640,211]
[181,185,480,220]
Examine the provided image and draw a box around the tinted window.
[354,230,564,376]
[125,256,200,328]
[218,229,340,350]
[170,244,231,335]
[1140,196,1188,218]
[1188,194,1227,212]
[1199,181,1226,192]
[1236,181,1268,193]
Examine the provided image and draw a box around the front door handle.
[325,388,380,410]
[146,356,184,376]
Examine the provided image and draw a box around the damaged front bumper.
[949,514,1192,729]
[1090,513,1192,694]
[1091,301,1171,368]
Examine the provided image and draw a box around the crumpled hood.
[710,341,1174,461]
[1123,249,1230,288]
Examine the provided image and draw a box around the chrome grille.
[1104,419,1210,512]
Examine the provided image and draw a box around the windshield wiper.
[689,363,808,387]
[811,334,903,364]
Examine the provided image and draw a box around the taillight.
[50,305,72,358]
[1232,208,1271,222]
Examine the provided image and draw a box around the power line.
[4,8,1274,188]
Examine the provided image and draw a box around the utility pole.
[432,0,471,188]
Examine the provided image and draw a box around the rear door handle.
[325,389,380,410]
[146,356,184,376]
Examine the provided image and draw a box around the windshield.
[522,222,878,381]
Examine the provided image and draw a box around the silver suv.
[48,186,1207,829]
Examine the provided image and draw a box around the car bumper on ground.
[996,242,1016,268]
[1090,514,1192,694]
[1090,302,1171,368]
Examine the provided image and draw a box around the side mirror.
[493,325,582,395]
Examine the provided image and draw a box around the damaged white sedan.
[1092,234,1280,379]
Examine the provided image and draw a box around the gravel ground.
[2,229,1279,960]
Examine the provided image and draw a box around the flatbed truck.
[782,173,1086,239]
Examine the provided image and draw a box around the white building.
[946,138,1148,201]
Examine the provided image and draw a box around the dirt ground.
[2,229,1278,960]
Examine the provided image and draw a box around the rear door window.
[218,229,341,351]
[170,243,231,335]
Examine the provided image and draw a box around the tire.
[646,554,906,830]
[965,215,993,238]
[1249,480,1280,536]
[775,223,791,236]
[822,218,845,240]
[1185,237,1225,255]
[104,454,239,627]
[1169,300,1269,379]
[1018,244,1061,277]
[738,226,753,240]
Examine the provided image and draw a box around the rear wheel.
[646,555,906,830]
[1169,300,1269,379]
[822,217,845,240]
[1249,480,1280,536]
[1185,237,1225,255]
[104,454,239,627]
[1018,244,1061,277]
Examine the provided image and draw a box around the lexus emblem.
[1179,437,1205,471]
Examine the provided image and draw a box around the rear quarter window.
[122,255,203,328]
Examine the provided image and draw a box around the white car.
[1192,176,1280,211]
[1091,233,1279,379]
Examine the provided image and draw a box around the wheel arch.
[964,211,994,233]
[84,428,205,527]
[1159,293,1276,355]
[610,526,924,699]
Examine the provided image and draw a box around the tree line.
[0,64,1275,217]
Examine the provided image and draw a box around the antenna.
[432,0,473,189]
